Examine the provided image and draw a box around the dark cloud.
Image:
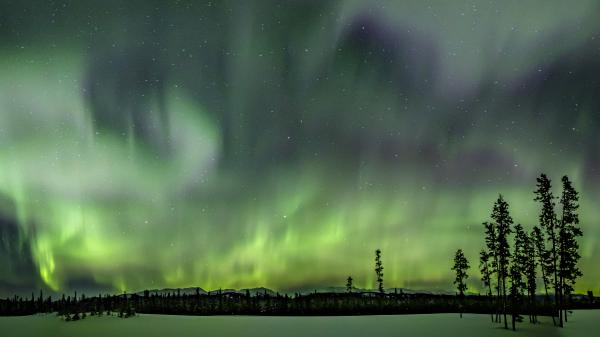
[0,214,40,295]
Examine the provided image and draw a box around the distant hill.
[284,286,455,296]
[238,287,277,296]
[135,287,207,296]
[134,287,277,297]
[131,286,455,297]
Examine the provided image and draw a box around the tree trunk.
[528,292,533,323]
[527,292,534,323]
[558,276,563,327]
[494,255,501,323]
[496,274,501,323]
[550,230,560,327]
[557,209,566,328]
[540,270,556,326]
[512,313,516,331]
[496,287,501,323]
[531,291,537,323]
[502,276,508,329]
[487,284,494,322]
[562,278,567,324]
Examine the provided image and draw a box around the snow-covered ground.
[1,311,595,337]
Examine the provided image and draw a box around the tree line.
[7,285,593,319]
[451,173,584,330]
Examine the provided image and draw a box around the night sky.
[1,0,599,296]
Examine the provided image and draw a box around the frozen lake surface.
[0,311,596,337]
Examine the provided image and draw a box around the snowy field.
[0,311,596,337]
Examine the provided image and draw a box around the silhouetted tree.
[510,224,528,330]
[491,195,512,329]
[452,249,470,318]
[532,226,553,309]
[524,230,538,323]
[374,249,384,294]
[38,289,43,312]
[346,276,353,293]
[558,175,582,325]
[483,221,501,322]
[479,249,493,322]
[534,173,559,325]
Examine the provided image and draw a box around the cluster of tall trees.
[534,174,583,327]
[452,173,583,331]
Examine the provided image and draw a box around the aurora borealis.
[1,0,600,296]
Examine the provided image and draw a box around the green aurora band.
[0,0,599,295]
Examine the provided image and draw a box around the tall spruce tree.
[524,231,538,323]
[346,276,353,293]
[532,225,556,325]
[558,175,582,325]
[479,249,494,322]
[508,261,524,331]
[452,249,470,318]
[531,226,552,303]
[375,249,384,294]
[533,173,559,325]
[483,221,501,323]
[491,195,513,329]
[510,224,528,330]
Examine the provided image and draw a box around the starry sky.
[1,0,599,296]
